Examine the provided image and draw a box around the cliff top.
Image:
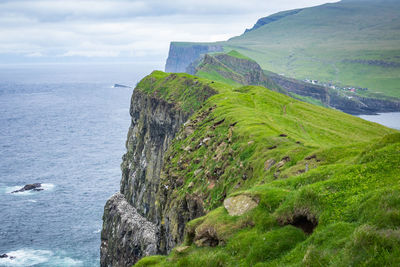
[135,71,229,113]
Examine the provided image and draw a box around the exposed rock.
[175,246,190,253]
[264,159,276,171]
[194,226,219,247]
[343,59,400,68]
[268,71,400,115]
[213,142,227,161]
[276,156,291,169]
[202,137,211,145]
[100,193,157,267]
[157,193,205,253]
[183,126,195,137]
[11,183,43,193]
[224,195,258,216]
[0,254,6,258]
[113,84,132,88]
[0,254,11,259]
[120,90,192,222]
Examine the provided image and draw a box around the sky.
[0,0,339,65]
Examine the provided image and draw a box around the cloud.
[0,0,339,62]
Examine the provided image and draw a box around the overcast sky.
[0,0,339,64]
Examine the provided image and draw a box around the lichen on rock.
[223,195,259,216]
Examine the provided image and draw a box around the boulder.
[0,254,15,260]
[224,195,258,216]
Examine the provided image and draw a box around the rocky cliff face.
[101,193,157,267]
[268,72,400,114]
[165,43,223,73]
[119,90,191,222]
[101,72,217,266]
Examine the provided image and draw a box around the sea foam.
[0,249,82,266]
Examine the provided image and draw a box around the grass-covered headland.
[134,70,400,266]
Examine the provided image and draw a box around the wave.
[93,228,101,234]
[0,249,82,266]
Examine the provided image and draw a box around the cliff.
[102,68,400,266]
[165,43,223,73]
[100,71,218,266]
[266,71,400,115]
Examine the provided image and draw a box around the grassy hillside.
[221,0,400,99]
[165,0,400,99]
[135,71,399,266]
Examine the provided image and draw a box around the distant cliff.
[165,0,400,100]
[165,43,223,73]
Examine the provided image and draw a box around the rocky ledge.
[101,193,157,267]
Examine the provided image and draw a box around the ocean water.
[359,112,400,130]
[0,63,160,266]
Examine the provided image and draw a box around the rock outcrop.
[11,183,43,193]
[101,193,157,267]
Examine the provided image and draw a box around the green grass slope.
[135,71,399,266]
[221,0,400,99]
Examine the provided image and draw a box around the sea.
[0,62,160,266]
[0,62,399,267]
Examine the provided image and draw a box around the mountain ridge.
[165,0,400,99]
